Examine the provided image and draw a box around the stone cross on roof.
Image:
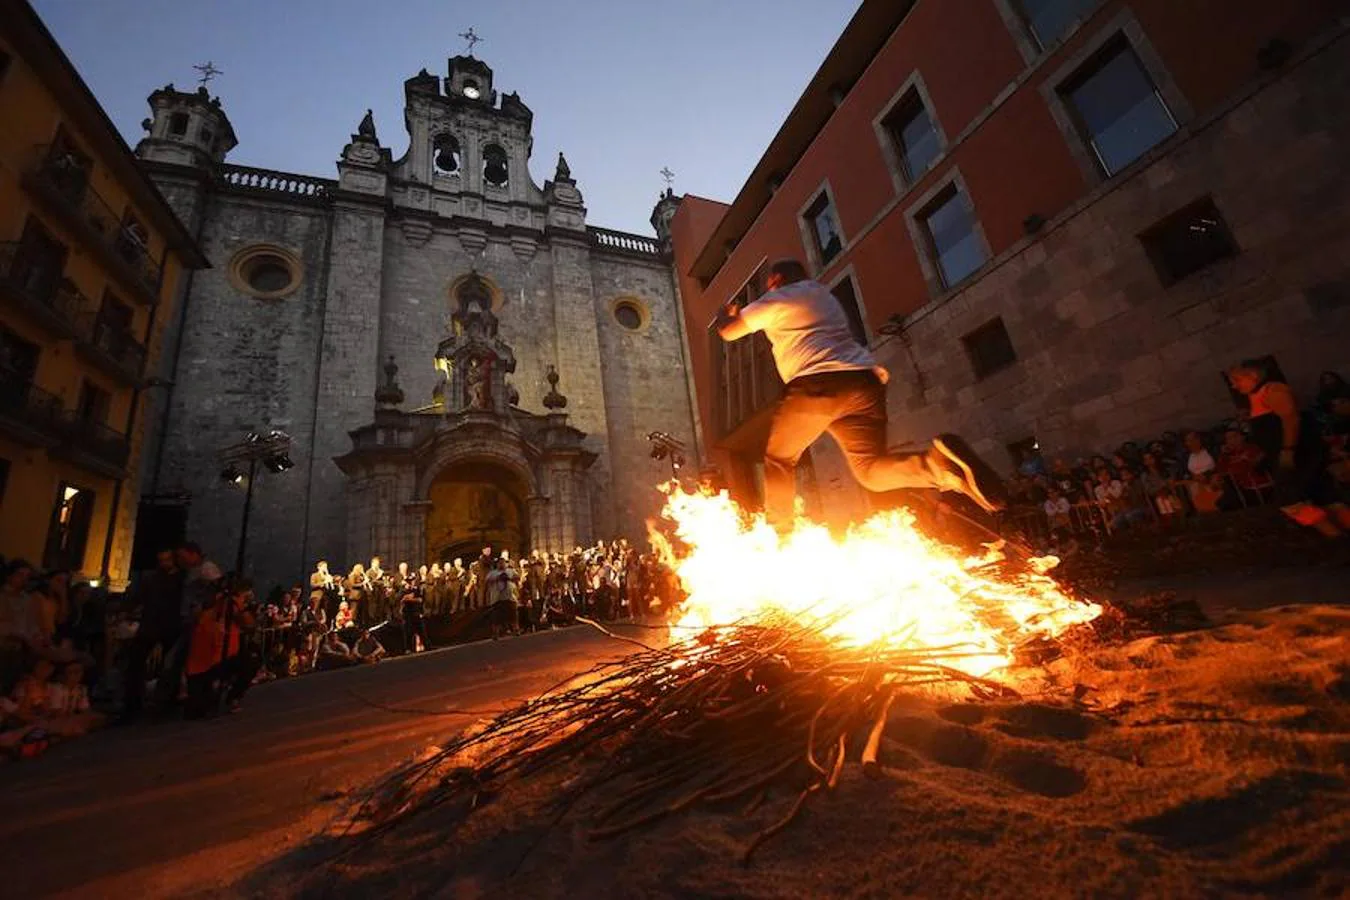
[192,61,223,87]
[459,27,483,56]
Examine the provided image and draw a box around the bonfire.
[359,487,1102,862]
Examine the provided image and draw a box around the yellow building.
[0,0,207,588]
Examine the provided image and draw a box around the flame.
[656,487,1100,679]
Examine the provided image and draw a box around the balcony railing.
[219,164,336,201]
[75,312,146,384]
[23,145,163,303]
[0,242,85,339]
[0,369,130,474]
[588,226,663,257]
[53,412,131,477]
[0,368,66,446]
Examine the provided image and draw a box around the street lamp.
[646,431,687,480]
[218,430,294,574]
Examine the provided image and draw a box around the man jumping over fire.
[715,258,1007,528]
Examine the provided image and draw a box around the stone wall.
[589,251,700,535]
[303,197,384,572]
[138,172,208,500]
[874,31,1350,470]
[152,191,332,582]
[548,237,614,539]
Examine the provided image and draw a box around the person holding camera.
[183,576,259,718]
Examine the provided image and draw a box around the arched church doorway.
[424,460,530,564]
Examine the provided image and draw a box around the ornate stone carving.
[542,365,568,410]
[432,271,516,416]
[399,219,433,246]
[375,354,404,408]
[358,109,378,140]
[465,356,491,409]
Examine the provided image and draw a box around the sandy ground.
[243,593,1350,899]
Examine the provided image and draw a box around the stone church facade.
[133,54,696,589]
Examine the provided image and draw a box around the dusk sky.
[31,0,859,235]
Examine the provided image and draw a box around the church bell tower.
[135,84,237,170]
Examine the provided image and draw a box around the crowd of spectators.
[0,530,683,762]
[1006,368,1350,555]
[297,538,682,673]
[0,559,111,759]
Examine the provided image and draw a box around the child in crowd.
[45,662,103,737]
[1043,488,1072,532]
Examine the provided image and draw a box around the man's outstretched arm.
[714,300,752,341]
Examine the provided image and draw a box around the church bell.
[484,153,508,186]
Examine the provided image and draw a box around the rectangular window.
[13,217,68,303]
[830,276,868,346]
[962,317,1018,380]
[168,112,189,136]
[1060,38,1177,176]
[99,292,135,333]
[47,126,93,200]
[804,193,843,267]
[43,482,96,572]
[919,184,987,288]
[1016,0,1100,50]
[0,326,40,382]
[1140,197,1238,286]
[883,91,941,183]
[78,379,111,425]
[117,209,150,262]
[709,271,781,439]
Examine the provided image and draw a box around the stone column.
[527,495,551,554]
[570,466,595,547]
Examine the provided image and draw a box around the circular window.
[229,245,302,299]
[612,298,647,331]
[247,258,292,293]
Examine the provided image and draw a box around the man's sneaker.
[929,434,1008,513]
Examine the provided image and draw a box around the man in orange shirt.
[1228,359,1348,537]
[184,577,259,718]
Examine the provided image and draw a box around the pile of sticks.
[355,613,1031,863]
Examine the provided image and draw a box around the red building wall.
[672,0,1344,483]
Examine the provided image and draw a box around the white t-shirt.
[1187,449,1216,477]
[738,280,886,385]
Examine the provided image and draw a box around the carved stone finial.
[542,365,568,410]
[358,109,377,139]
[555,152,571,181]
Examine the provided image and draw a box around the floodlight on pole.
[218,429,294,574]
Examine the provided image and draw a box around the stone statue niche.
[434,271,517,416]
